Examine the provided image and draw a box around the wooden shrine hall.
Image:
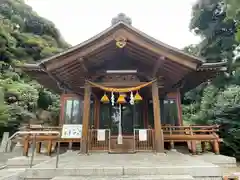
[20,13,226,155]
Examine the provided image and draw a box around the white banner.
[97,129,106,141]
[139,129,147,141]
[61,124,82,139]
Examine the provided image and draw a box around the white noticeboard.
[61,124,82,139]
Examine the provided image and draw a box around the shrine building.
[20,14,226,155]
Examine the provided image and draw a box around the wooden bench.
[162,125,221,154]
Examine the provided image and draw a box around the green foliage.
[190,0,237,65]
[184,0,240,158]
[0,0,69,135]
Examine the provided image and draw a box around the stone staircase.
[50,175,195,180]
[0,150,238,180]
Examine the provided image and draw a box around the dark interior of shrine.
[61,88,180,136]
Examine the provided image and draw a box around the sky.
[25,0,200,49]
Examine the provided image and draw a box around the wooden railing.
[88,129,110,152]
[162,125,221,154]
[133,129,154,152]
[15,124,222,156]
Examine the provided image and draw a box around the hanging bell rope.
[86,79,157,93]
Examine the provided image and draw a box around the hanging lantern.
[117,93,126,104]
[101,93,109,103]
[134,91,143,101]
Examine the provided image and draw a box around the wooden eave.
[180,62,227,93]
[197,62,227,71]
[38,21,205,72]
[20,64,61,93]
[20,61,227,95]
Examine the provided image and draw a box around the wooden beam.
[80,83,91,154]
[152,56,165,77]
[53,63,82,77]
[46,30,122,71]
[152,80,164,153]
[77,57,88,72]
[118,29,198,69]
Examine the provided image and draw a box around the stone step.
[51,175,195,180]
[6,155,52,168]
[0,168,25,180]
[23,165,222,179]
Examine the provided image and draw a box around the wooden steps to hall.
[109,136,135,153]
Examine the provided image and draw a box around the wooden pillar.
[176,89,183,126]
[152,80,164,153]
[143,100,148,128]
[94,100,100,129]
[80,83,91,154]
[36,142,41,153]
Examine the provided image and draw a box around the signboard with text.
[61,124,82,139]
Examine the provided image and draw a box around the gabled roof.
[19,14,227,94]
[37,13,206,71]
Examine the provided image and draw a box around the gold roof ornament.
[115,36,127,48]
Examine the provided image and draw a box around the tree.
[0,0,69,136]
[183,0,240,158]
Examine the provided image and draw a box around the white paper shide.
[97,129,106,141]
[139,129,147,141]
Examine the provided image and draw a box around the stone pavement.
[0,151,22,169]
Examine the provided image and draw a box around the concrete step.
[51,175,195,180]
[0,168,25,180]
[23,166,222,179]
[6,155,52,168]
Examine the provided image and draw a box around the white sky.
[25,0,200,49]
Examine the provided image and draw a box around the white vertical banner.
[97,129,106,141]
[139,129,147,141]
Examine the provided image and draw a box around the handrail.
[5,131,60,153]
[4,130,60,168]
[28,133,60,168]
[162,125,219,128]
